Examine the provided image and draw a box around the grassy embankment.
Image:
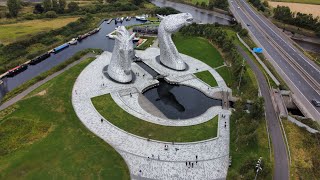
[0,17,79,45]
[194,71,218,87]
[269,0,320,5]
[0,58,130,179]
[282,119,320,179]
[92,95,219,142]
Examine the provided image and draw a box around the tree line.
[194,0,228,11]
[273,5,320,36]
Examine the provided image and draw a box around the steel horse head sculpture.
[107,26,135,83]
[157,13,193,70]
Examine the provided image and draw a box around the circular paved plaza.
[72,48,231,179]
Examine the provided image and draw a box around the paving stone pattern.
[72,49,232,179]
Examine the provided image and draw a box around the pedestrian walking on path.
[101,118,103,123]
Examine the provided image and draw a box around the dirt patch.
[268,1,320,17]
[36,90,47,96]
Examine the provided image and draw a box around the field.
[282,120,320,179]
[0,58,130,179]
[268,1,320,17]
[269,0,320,5]
[0,17,79,45]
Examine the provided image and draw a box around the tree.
[133,0,143,6]
[67,2,79,12]
[250,97,264,119]
[43,0,52,12]
[213,0,228,10]
[52,0,59,12]
[273,5,293,23]
[33,4,44,14]
[7,0,21,17]
[58,0,67,13]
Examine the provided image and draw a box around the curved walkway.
[0,53,97,111]
[72,50,232,179]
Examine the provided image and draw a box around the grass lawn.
[186,0,209,5]
[0,17,79,45]
[92,94,219,142]
[269,0,320,5]
[0,58,130,179]
[282,120,320,179]
[135,36,156,50]
[194,70,218,87]
[173,33,224,68]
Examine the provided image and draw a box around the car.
[311,99,320,107]
[237,6,240,9]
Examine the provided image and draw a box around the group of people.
[186,155,198,168]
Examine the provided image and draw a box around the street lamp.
[254,157,263,180]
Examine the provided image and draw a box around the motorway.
[229,0,320,121]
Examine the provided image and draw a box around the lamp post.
[254,157,263,180]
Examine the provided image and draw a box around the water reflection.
[143,78,222,119]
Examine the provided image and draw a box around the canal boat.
[88,28,101,35]
[107,18,113,24]
[0,72,8,79]
[68,38,78,45]
[53,43,69,53]
[6,64,28,77]
[77,33,89,41]
[29,52,51,65]
[135,15,148,22]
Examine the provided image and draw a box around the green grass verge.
[270,0,320,5]
[173,33,224,68]
[194,70,218,87]
[92,94,219,142]
[0,57,130,179]
[1,48,102,104]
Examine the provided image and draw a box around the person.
[192,163,194,168]
[101,118,103,123]
[186,161,187,166]
[224,122,226,128]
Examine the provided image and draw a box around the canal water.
[150,0,232,25]
[143,78,222,119]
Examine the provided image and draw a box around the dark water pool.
[143,78,222,119]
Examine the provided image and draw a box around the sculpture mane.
[107,26,135,83]
[157,13,193,70]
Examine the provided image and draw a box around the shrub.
[45,11,57,18]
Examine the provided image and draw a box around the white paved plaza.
[72,48,231,179]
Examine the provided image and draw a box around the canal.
[3,19,143,93]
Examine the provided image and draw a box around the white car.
[237,6,240,9]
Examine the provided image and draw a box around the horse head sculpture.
[107,26,135,83]
[157,13,193,70]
